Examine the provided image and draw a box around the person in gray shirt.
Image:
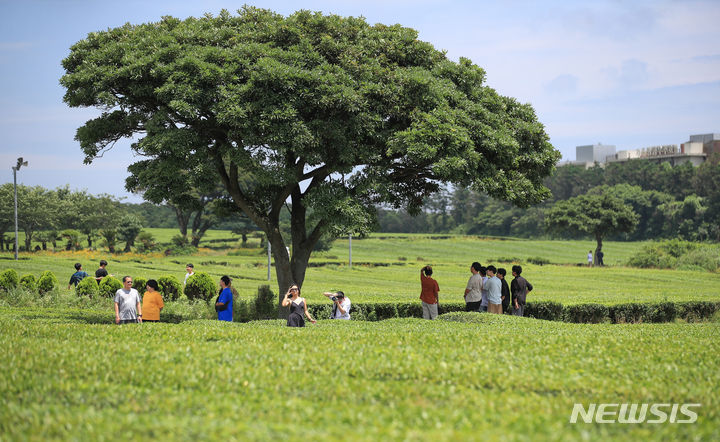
[464,262,484,312]
[484,265,503,314]
[114,276,142,324]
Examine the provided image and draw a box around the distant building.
[559,133,718,168]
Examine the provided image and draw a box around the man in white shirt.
[114,276,142,324]
[184,263,195,286]
[464,262,483,312]
[324,291,351,320]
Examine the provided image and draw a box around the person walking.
[114,276,142,324]
[282,284,316,327]
[142,279,164,322]
[215,275,233,322]
[511,265,533,317]
[67,262,88,289]
[95,259,111,283]
[464,262,483,312]
[419,265,439,320]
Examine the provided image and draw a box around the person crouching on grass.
[282,284,316,327]
[485,266,503,314]
[114,276,142,324]
[142,279,164,323]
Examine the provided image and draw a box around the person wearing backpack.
[511,265,533,317]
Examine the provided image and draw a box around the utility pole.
[12,157,28,260]
[349,234,352,269]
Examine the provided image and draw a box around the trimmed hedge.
[75,276,99,298]
[0,269,20,291]
[37,271,58,295]
[19,274,37,292]
[98,276,122,298]
[304,300,720,324]
[132,277,147,296]
[184,272,216,302]
[157,275,182,302]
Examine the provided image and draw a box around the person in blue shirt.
[215,275,233,322]
[67,263,89,289]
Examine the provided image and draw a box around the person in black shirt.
[95,259,111,283]
[497,268,511,314]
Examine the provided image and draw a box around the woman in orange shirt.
[142,279,164,322]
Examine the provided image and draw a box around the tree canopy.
[544,193,638,255]
[61,7,560,298]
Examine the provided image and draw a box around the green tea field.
[1,309,717,440]
[1,233,718,305]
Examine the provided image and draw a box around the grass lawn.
[0,308,717,440]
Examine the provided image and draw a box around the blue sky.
[1,0,718,202]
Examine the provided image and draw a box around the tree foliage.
[544,193,638,253]
[61,8,559,298]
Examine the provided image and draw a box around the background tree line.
[376,156,720,242]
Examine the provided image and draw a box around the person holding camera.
[323,291,351,320]
[282,284,317,327]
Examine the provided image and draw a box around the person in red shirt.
[420,265,440,320]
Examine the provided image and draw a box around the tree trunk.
[124,241,132,252]
[595,233,603,266]
[87,234,93,248]
[268,228,292,320]
[176,206,190,238]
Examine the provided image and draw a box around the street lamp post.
[12,157,28,260]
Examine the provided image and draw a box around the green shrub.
[676,248,720,272]
[374,303,399,320]
[563,303,608,323]
[254,285,277,320]
[609,303,651,323]
[0,269,20,291]
[19,274,37,292]
[234,298,254,323]
[649,302,677,323]
[526,301,564,321]
[75,276,99,298]
[132,277,147,296]
[526,256,550,266]
[37,271,58,295]
[678,301,720,322]
[184,272,216,302]
[397,303,423,318]
[98,276,123,298]
[309,302,333,321]
[157,275,182,302]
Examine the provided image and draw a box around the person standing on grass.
[114,276,142,324]
[67,262,88,289]
[497,268,511,314]
[142,279,164,323]
[215,275,233,322]
[183,263,195,286]
[479,266,489,312]
[464,262,483,312]
[511,265,533,317]
[419,265,440,320]
[95,259,111,283]
[282,284,317,327]
[485,265,502,314]
[587,250,593,267]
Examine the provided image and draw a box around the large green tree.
[545,193,638,260]
[61,8,559,300]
